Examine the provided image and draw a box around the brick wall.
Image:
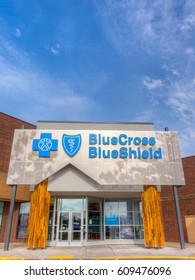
[0,172,31,201]
[0,202,26,243]
[0,112,36,173]
[161,156,195,242]
[0,112,36,201]
[0,112,36,242]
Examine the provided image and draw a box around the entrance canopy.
[7,129,185,186]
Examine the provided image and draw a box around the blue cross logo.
[32,133,58,157]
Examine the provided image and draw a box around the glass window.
[58,198,85,211]
[104,201,118,212]
[134,200,142,211]
[0,202,4,230]
[88,226,101,240]
[135,226,144,239]
[106,226,119,239]
[120,212,133,225]
[120,226,134,239]
[59,232,68,242]
[134,212,142,225]
[88,225,101,233]
[19,203,30,213]
[88,197,101,211]
[105,213,119,225]
[88,197,103,240]
[17,202,30,239]
[47,206,54,241]
[47,197,56,241]
[119,201,133,212]
[104,199,143,240]
[88,211,100,225]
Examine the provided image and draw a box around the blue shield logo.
[62,134,82,157]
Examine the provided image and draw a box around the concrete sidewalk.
[0,242,195,260]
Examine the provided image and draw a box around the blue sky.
[0,0,195,157]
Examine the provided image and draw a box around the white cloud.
[95,1,195,55]
[0,58,96,114]
[94,0,195,156]
[15,28,21,38]
[180,14,195,31]
[95,1,179,54]
[0,38,97,121]
[142,76,163,90]
[45,44,60,55]
[51,47,60,55]
[140,71,195,156]
[167,90,195,124]
[185,47,194,55]
[162,64,180,76]
[0,35,29,64]
[184,47,195,62]
[178,125,195,157]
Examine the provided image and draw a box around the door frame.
[56,210,84,246]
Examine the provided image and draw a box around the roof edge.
[0,112,36,126]
[37,120,154,125]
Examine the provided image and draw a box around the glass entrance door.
[58,212,69,243]
[57,211,83,245]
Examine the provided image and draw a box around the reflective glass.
[72,213,81,230]
[0,202,4,213]
[60,199,83,210]
[88,226,101,240]
[134,200,142,211]
[47,226,52,241]
[59,212,69,230]
[17,202,30,239]
[105,213,119,225]
[48,209,53,226]
[88,225,101,233]
[17,227,27,239]
[88,211,100,225]
[19,214,29,226]
[72,232,81,241]
[120,212,133,225]
[19,202,30,214]
[54,225,57,240]
[59,232,68,241]
[134,212,142,225]
[104,201,118,212]
[88,197,101,211]
[105,226,119,239]
[120,226,134,239]
[135,226,144,239]
[119,201,133,212]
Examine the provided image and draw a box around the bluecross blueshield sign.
[62,134,82,157]
[32,132,162,160]
[7,129,185,186]
[88,133,162,159]
[32,133,58,157]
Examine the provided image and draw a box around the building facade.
[1,112,194,247]
[161,156,195,243]
[0,112,36,242]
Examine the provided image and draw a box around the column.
[27,179,50,249]
[141,185,165,248]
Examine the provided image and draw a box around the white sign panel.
[7,129,185,186]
